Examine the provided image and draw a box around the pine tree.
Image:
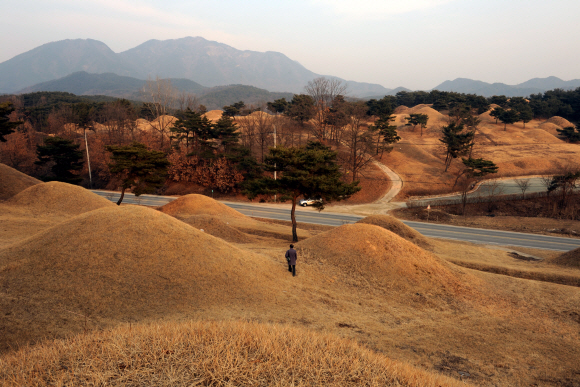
[405,113,428,134]
[106,142,170,205]
[0,102,22,142]
[498,109,520,131]
[35,137,84,184]
[244,142,360,242]
[369,115,400,156]
[439,122,474,171]
[170,108,213,153]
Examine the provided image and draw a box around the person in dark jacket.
[285,244,297,277]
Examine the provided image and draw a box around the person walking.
[285,244,297,277]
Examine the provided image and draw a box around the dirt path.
[328,159,406,216]
[372,159,403,203]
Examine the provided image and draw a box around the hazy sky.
[2,0,580,90]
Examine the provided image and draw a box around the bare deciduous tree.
[340,102,374,182]
[515,179,530,199]
[305,77,347,141]
[237,111,274,162]
[143,76,178,148]
[177,92,200,112]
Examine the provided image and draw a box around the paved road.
[92,190,580,252]
[410,177,548,205]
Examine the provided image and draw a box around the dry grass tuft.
[0,205,279,352]
[7,181,114,215]
[0,320,471,387]
[0,163,40,201]
[297,224,476,295]
[159,194,248,220]
[356,215,433,249]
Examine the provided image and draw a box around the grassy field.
[379,105,580,199]
[1,169,579,386]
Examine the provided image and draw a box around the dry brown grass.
[545,116,575,128]
[378,104,580,198]
[432,239,580,287]
[0,163,40,201]
[1,183,580,386]
[203,109,224,122]
[0,320,470,387]
[356,215,433,249]
[7,181,114,215]
[296,224,478,298]
[180,214,256,243]
[0,205,282,352]
[159,194,248,220]
[552,247,580,269]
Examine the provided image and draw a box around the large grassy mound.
[0,163,40,201]
[0,321,470,387]
[297,223,475,294]
[7,181,114,215]
[0,205,279,352]
[159,194,248,221]
[356,215,432,249]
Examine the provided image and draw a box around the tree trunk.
[117,187,126,206]
[461,190,468,215]
[291,197,298,242]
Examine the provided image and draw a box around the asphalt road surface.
[411,177,548,205]
[92,190,580,252]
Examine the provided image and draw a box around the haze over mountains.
[432,77,580,97]
[0,37,391,97]
[1,37,579,99]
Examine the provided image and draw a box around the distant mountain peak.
[431,76,580,97]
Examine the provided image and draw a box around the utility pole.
[84,129,93,189]
[273,124,277,202]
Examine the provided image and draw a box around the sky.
[2,0,580,90]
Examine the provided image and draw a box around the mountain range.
[1,37,579,100]
[430,77,580,97]
[0,37,391,97]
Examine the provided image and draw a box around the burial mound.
[297,223,470,293]
[0,320,467,387]
[356,215,432,249]
[7,181,114,215]
[0,163,40,201]
[159,194,248,220]
[0,205,277,352]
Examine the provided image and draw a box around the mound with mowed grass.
[297,224,474,294]
[0,163,40,200]
[159,194,248,220]
[0,321,470,387]
[7,181,114,215]
[0,205,280,352]
[181,214,255,243]
[551,248,580,268]
[203,109,223,122]
[356,215,432,249]
[545,116,575,129]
